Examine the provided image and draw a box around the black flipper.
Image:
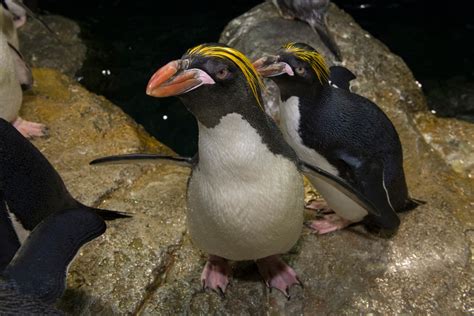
[353,160,400,236]
[329,66,356,91]
[2,207,106,304]
[7,42,33,90]
[0,118,128,230]
[0,200,20,271]
[90,207,131,220]
[399,198,426,213]
[299,162,380,217]
[90,153,195,168]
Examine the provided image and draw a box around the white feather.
[187,113,304,261]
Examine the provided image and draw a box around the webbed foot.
[201,255,231,296]
[12,117,48,138]
[306,213,352,234]
[256,255,302,299]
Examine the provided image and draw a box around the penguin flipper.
[329,66,356,91]
[7,42,33,90]
[299,161,380,217]
[2,207,106,304]
[338,155,401,236]
[90,207,132,220]
[90,153,195,168]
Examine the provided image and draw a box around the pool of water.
[36,0,474,155]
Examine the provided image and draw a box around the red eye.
[216,68,230,80]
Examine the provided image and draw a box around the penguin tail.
[398,198,426,213]
[92,208,132,220]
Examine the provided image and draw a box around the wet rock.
[217,2,473,314]
[18,15,86,76]
[414,112,474,179]
[17,2,473,314]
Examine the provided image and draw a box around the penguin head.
[146,43,265,124]
[253,42,329,98]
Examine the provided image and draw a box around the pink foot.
[256,255,302,298]
[12,117,48,138]
[305,199,333,214]
[201,255,231,296]
[306,214,352,235]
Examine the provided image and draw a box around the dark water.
[36,0,474,155]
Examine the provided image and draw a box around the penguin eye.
[216,67,231,80]
[295,67,306,76]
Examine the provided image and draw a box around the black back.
[2,207,105,304]
[0,119,79,230]
[296,85,410,210]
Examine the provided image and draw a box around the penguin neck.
[278,79,328,104]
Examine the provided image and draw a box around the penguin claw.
[200,255,231,296]
[12,117,48,139]
[256,255,301,298]
[307,214,352,235]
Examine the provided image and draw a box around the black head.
[146,43,265,126]
[253,42,330,99]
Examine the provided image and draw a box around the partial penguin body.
[0,207,107,312]
[270,0,342,61]
[254,43,423,235]
[0,26,22,122]
[0,119,128,270]
[188,113,303,261]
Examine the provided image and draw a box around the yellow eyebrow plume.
[283,43,330,84]
[187,44,265,110]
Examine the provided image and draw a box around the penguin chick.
[92,43,386,297]
[0,118,129,271]
[269,0,342,61]
[0,207,106,313]
[254,42,424,236]
[0,6,44,138]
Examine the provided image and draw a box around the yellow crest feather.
[187,44,265,110]
[283,43,329,84]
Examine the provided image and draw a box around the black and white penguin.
[269,0,342,61]
[0,118,129,271]
[0,207,106,314]
[91,43,390,297]
[253,42,424,235]
[0,5,42,137]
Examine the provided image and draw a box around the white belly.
[279,96,368,222]
[5,201,30,244]
[187,113,304,261]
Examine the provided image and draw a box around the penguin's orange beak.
[146,59,215,97]
[253,55,294,77]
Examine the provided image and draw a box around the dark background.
[27,0,474,155]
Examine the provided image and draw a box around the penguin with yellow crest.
[92,43,392,297]
[254,42,424,236]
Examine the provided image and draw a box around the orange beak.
[146,59,215,97]
[253,55,294,77]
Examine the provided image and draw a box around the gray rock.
[18,15,86,76]
[17,2,473,314]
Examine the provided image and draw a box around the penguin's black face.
[147,44,264,124]
[253,43,330,99]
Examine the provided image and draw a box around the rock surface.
[16,3,473,315]
[18,15,86,76]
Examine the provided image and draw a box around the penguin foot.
[201,255,231,296]
[12,117,48,139]
[306,214,352,235]
[256,255,302,299]
[305,199,332,214]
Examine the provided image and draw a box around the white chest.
[0,31,22,121]
[187,113,304,261]
[5,201,30,244]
